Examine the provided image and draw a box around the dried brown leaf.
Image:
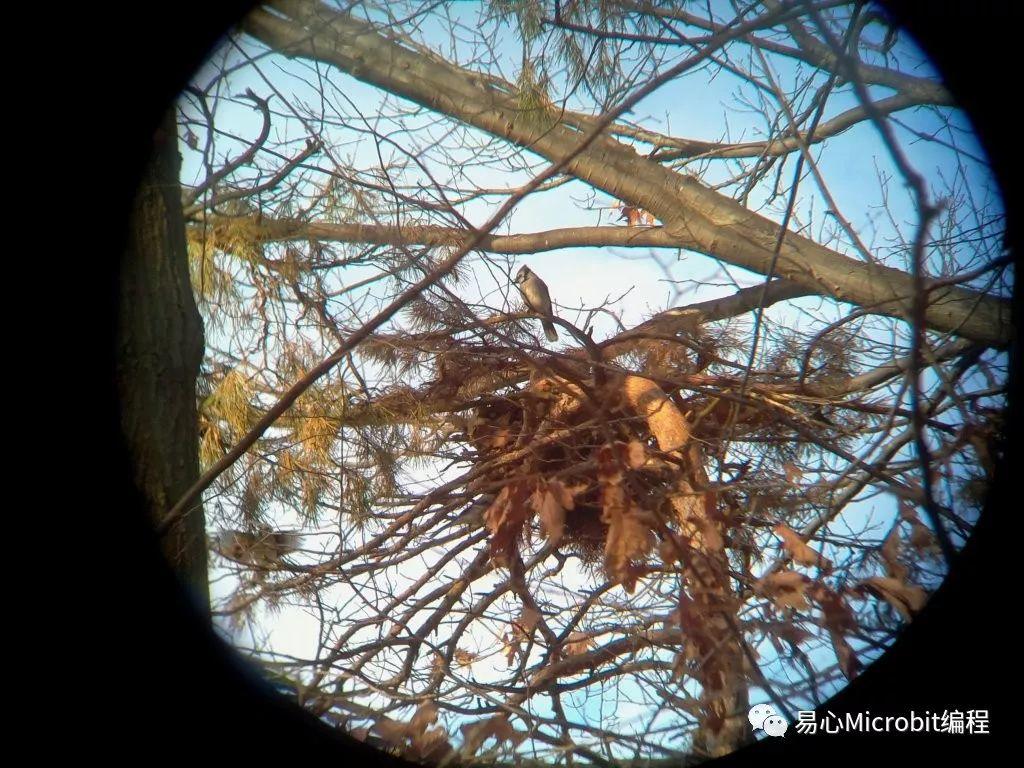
[769,621,812,647]
[898,499,918,522]
[411,727,453,762]
[411,702,438,731]
[857,576,928,621]
[619,439,647,469]
[880,526,906,580]
[782,462,803,484]
[603,504,657,592]
[371,703,452,761]
[501,632,518,668]
[532,482,566,546]
[896,501,940,555]
[830,630,861,681]
[460,715,526,756]
[597,443,623,485]
[774,524,833,571]
[373,717,412,744]
[516,605,540,636]
[483,485,512,533]
[547,479,576,511]
[811,584,857,634]
[623,375,690,451]
[908,519,939,554]
[484,481,531,565]
[755,570,810,610]
[659,537,682,565]
[565,631,596,656]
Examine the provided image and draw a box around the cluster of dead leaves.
[754,521,930,681]
[361,702,453,763]
[752,570,861,679]
[615,201,657,227]
[460,714,527,757]
[897,499,941,556]
[477,373,704,593]
[483,477,582,566]
[854,577,927,621]
[848,505,930,621]
[773,524,833,572]
[598,441,658,592]
[361,704,526,762]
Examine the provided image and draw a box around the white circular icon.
[748,704,776,730]
[763,715,788,737]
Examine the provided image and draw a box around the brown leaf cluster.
[460,714,527,756]
[564,631,597,656]
[880,525,908,581]
[616,202,657,227]
[483,480,533,566]
[531,479,575,547]
[599,443,657,592]
[810,584,861,680]
[898,500,940,555]
[855,577,927,621]
[470,373,718,593]
[755,571,864,679]
[865,508,931,619]
[371,702,453,763]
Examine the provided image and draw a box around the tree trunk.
[118,108,209,605]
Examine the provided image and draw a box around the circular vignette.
[103,3,1015,765]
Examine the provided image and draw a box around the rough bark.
[241,0,1011,348]
[118,109,209,604]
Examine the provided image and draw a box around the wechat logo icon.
[749,704,788,737]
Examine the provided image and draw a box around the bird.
[216,529,302,567]
[513,265,558,341]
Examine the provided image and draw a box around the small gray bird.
[513,265,558,341]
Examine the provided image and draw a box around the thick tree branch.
[191,215,704,253]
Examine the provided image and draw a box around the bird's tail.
[542,320,558,342]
